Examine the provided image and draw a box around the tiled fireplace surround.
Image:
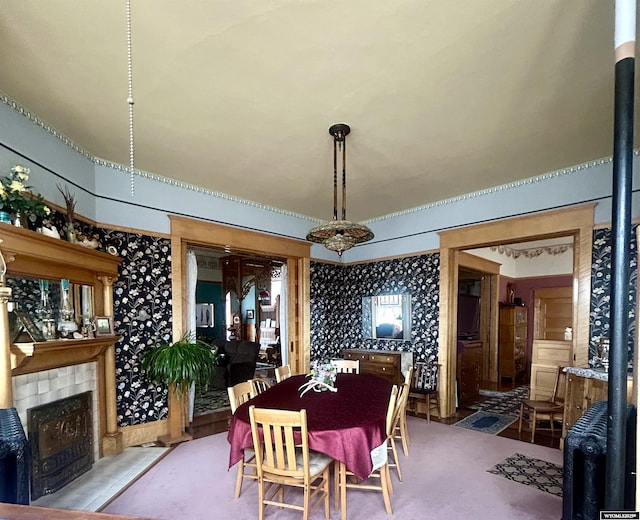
[12,363,100,462]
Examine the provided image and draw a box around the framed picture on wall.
[196,303,214,327]
[94,316,115,337]
[246,309,255,320]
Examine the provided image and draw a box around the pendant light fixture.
[306,123,374,257]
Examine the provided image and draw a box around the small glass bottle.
[35,279,56,340]
[58,278,78,338]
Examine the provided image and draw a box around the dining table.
[227,373,392,480]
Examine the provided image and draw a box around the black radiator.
[0,407,29,504]
[562,400,636,520]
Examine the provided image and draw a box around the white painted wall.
[466,246,573,278]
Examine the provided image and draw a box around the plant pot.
[0,211,11,224]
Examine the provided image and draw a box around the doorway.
[169,216,311,375]
[437,204,595,417]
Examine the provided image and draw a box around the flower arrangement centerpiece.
[299,359,338,396]
[0,165,50,226]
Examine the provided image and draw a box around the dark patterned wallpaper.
[310,254,441,365]
[100,229,173,426]
[589,226,637,369]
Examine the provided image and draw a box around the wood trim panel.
[439,204,596,249]
[437,205,594,417]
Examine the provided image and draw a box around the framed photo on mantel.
[14,309,46,342]
[94,316,115,337]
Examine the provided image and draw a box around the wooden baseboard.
[120,419,168,448]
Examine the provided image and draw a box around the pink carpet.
[102,417,562,520]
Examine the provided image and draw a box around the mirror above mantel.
[362,293,411,341]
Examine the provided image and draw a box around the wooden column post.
[98,275,123,456]
[0,286,14,409]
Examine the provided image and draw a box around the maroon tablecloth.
[227,373,391,480]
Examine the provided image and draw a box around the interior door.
[530,286,573,399]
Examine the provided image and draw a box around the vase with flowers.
[299,359,338,396]
[57,184,77,243]
[0,165,51,228]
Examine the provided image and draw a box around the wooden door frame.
[168,216,310,436]
[438,204,595,417]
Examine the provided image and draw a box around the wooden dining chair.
[248,377,271,398]
[518,365,567,443]
[387,382,409,482]
[330,359,360,374]
[395,367,414,456]
[408,361,441,424]
[249,406,332,520]
[334,385,398,520]
[227,381,256,498]
[275,364,292,383]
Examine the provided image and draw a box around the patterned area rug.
[487,453,563,497]
[193,388,230,416]
[471,385,530,416]
[453,411,517,435]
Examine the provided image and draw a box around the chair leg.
[518,403,524,435]
[340,462,347,520]
[334,461,340,511]
[400,411,410,456]
[425,395,431,423]
[234,458,245,498]
[379,464,393,515]
[389,437,402,482]
[531,410,537,443]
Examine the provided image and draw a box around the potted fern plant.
[141,331,217,445]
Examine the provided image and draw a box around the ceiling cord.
[126,0,135,196]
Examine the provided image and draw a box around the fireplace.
[27,391,94,500]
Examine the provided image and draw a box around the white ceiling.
[1,1,637,223]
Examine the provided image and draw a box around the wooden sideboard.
[457,340,482,407]
[343,348,412,386]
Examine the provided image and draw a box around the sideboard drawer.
[344,350,368,362]
[368,353,399,366]
[342,348,412,386]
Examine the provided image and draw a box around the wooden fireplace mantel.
[11,337,118,375]
[1,223,123,457]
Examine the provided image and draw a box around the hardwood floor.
[410,379,561,450]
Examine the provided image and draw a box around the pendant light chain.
[126,0,135,196]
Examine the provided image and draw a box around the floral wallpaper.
[99,229,173,426]
[310,254,440,366]
[589,226,637,369]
